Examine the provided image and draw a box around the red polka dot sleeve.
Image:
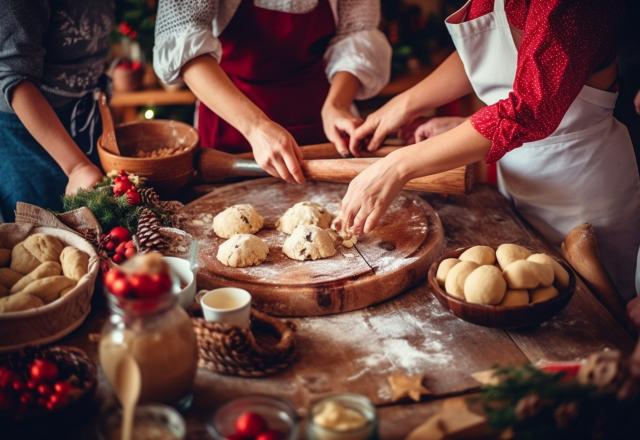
[466,0,619,163]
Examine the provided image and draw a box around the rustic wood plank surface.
[42,184,634,440]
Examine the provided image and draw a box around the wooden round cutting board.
[180,178,444,316]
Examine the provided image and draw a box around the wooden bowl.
[427,247,576,329]
[0,225,100,352]
[97,119,198,194]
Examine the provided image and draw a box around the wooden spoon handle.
[97,92,121,156]
[236,142,401,160]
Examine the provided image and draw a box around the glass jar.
[307,394,378,440]
[99,291,198,408]
[100,404,186,440]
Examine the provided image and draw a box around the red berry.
[11,379,24,393]
[129,274,160,297]
[48,393,69,408]
[126,188,141,205]
[125,240,135,249]
[53,381,72,396]
[105,240,115,251]
[256,430,283,440]
[124,247,136,259]
[45,400,57,411]
[37,383,52,396]
[103,268,124,289]
[112,253,124,264]
[19,392,34,406]
[235,412,267,438]
[0,367,17,389]
[26,380,38,390]
[109,226,132,242]
[150,272,172,293]
[30,359,58,383]
[109,277,132,297]
[115,242,127,254]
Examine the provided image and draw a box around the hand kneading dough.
[459,245,496,265]
[282,225,336,261]
[500,290,529,307]
[0,248,10,266]
[217,234,269,267]
[531,286,559,303]
[503,260,552,289]
[11,261,62,294]
[496,244,532,270]
[444,261,478,299]
[277,201,333,234]
[22,233,64,263]
[527,253,570,289]
[11,243,41,274]
[60,246,89,281]
[0,268,23,288]
[18,276,76,303]
[213,204,264,239]
[464,265,506,305]
[0,293,44,313]
[436,258,460,286]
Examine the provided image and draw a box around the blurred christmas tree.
[113,0,157,62]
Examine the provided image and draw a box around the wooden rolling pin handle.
[197,149,267,181]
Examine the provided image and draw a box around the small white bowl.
[200,288,251,328]
[164,256,196,309]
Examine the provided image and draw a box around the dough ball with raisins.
[277,201,333,234]
[213,204,264,239]
[282,225,336,261]
[217,234,269,267]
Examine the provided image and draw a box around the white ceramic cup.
[163,256,196,310]
[200,288,252,329]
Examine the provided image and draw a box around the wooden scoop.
[197,149,473,194]
[113,354,141,440]
[97,92,122,156]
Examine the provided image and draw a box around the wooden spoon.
[97,92,122,156]
[113,354,141,440]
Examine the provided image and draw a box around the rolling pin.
[197,149,473,194]
[236,142,401,160]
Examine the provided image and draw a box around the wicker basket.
[0,224,100,352]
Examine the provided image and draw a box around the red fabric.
[464,0,621,163]
[197,0,335,152]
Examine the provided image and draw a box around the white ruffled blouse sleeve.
[325,0,392,100]
[153,0,222,85]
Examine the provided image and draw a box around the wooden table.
[50,185,634,439]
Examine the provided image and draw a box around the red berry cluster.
[0,359,79,417]
[103,267,172,300]
[117,22,138,40]
[228,412,283,440]
[100,226,136,264]
[112,171,141,206]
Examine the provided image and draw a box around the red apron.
[197,0,335,152]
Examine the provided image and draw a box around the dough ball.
[0,293,43,313]
[531,286,559,304]
[527,253,570,289]
[436,258,460,286]
[282,225,337,261]
[0,248,10,266]
[459,245,496,265]
[17,275,76,304]
[11,262,62,294]
[329,219,358,249]
[496,244,532,270]
[277,201,333,234]
[500,290,529,307]
[444,261,478,299]
[10,243,41,274]
[60,246,89,281]
[213,204,264,239]
[503,260,551,290]
[216,234,269,268]
[0,268,23,289]
[464,265,507,305]
[22,233,64,263]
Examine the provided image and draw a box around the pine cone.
[136,208,166,252]
[138,187,161,207]
[515,393,543,420]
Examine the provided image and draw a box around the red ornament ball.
[109,226,131,243]
[126,188,141,206]
[29,359,58,383]
[235,412,267,438]
[256,430,283,440]
[109,277,133,298]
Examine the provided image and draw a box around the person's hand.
[338,154,408,235]
[65,162,103,195]
[634,90,640,115]
[247,119,304,183]
[349,94,415,154]
[411,116,467,143]
[321,104,363,157]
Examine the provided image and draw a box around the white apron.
[446,0,640,300]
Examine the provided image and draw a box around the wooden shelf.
[110,88,196,107]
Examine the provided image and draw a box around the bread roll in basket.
[0,223,99,352]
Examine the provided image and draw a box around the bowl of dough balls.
[427,244,576,329]
[0,225,99,351]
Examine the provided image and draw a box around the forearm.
[393,119,490,180]
[401,51,474,118]
[10,81,94,176]
[181,55,268,138]
[323,72,361,111]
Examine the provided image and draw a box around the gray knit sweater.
[0,0,114,113]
